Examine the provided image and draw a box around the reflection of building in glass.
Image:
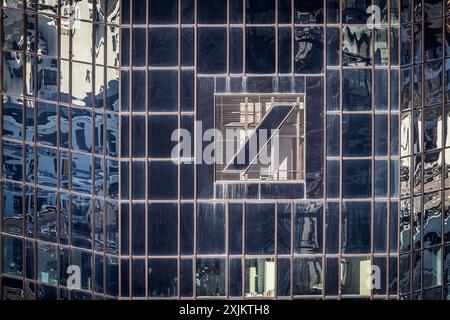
[0,0,449,300]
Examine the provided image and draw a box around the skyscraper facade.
[0,0,448,300]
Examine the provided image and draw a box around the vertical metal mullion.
[67,0,75,301]
[144,0,149,300]
[117,0,123,299]
[322,0,327,300]
[90,2,97,298]
[370,0,376,300]
[0,0,4,299]
[177,0,182,300]
[242,202,246,299]
[101,0,109,299]
[338,0,343,300]
[386,0,392,299]
[193,0,198,300]
[127,0,133,300]
[396,0,402,301]
[21,4,28,299]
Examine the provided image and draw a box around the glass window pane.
[148,259,178,297]
[342,202,371,254]
[2,236,23,277]
[245,203,275,255]
[293,257,323,295]
[197,203,226,254]
[245,258,276,297]
[246,27,275,74]
[148,204,178,255]
[294,202,323,254]
[196,258,226,297]
[294,27,324,74]
[148,28,178,67]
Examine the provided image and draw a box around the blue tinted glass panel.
[342,160,372,198]
[197,203,226,254]
[342,114,372,157]
[246,0,275,24]
[148,204,178,255]
[198,27,227,74]
[245,203,275,255]
[342,202,371,254]
[148,70,178,111]
[148,28,178,67]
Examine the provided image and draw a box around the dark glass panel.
[342,202,371,254]
[245,203,275,255]
[181,28,194,66]
[131,203,146,256]
[230,0,244,23]
[148,204,178,255]
[342,114,372,157]
[327,161,340,199]
[196,258,226,296]
[326,69,340,111]
[246,27,275,74]
[342,0,371,24]
[198,0,227,24]
[132,259,146,297]
[342,160,372,198]
[294,0,324,24]
[148,0,178,24]
[246,0,275,24]
[71,195,93,249]
[278,27,291,73]
[277,259,291,296]
[325,258,339,295]
[342,69,372,111]
[424,17,443,60]
[131,28,146,66]
[148,161,178,200]
[148,28,178,67]
[277,203,291,255]
[180,259,193,297]
[375,160,388,198]
[181,203,194,255]
[327,27,340,66]
[148,115,178,158]
[230,27,244,73]
[148,259,177,297]
[229,203,243,255]
[327,0,340,23]
[148,70,178,111]
[294,27,323,74]
[293,257,323,295]
[325,202,339,254]
[375,114,388,156]
[197,203,226,254]
[375,69,389,111]
[131,70,146,112]
[374,202,388,253]
[229,258,243,297]
[327,114,340,156]
[278,0,292,23]
[294,202,323,254]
